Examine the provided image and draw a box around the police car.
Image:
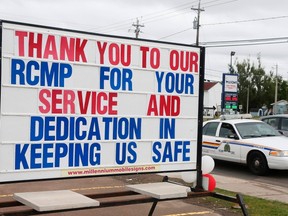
[202,115,288,175]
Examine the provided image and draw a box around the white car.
[202,116,288,175]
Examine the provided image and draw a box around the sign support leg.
[236,194,249,216]
[148,201,158,216]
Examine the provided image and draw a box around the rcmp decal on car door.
[218,141,235,155]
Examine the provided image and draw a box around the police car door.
[215,122,241,162]
[202,121,220,156]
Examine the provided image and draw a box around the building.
[271,100,288,115]
[203,81,222,118]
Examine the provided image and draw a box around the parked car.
[202,115,288,175]
[260,114,288,136]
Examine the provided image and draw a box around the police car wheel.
[247,151,268,175]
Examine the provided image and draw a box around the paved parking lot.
[0,175,225,216]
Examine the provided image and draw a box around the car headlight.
[269,150,288,157]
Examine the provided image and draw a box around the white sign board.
[224,74,238,92]
[0,21,201,182]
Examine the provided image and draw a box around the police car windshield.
[235,122,281,139]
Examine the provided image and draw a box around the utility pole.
[246,82,249,113]
[274,64,278,113]
[191,0,204,46]
[132,18,144,39]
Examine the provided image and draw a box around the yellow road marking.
[0,185,125,198]
[163,211,213,216]
[0,194,13,198]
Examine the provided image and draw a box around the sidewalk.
[214,174,288,204]
[162,173,288,204]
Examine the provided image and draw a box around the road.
[212,159,288,188]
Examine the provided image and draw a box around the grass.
[211,188,288,216]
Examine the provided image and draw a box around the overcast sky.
[1,0,288,81]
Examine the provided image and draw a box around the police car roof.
[204,117,261,125]
[220,118,261,124]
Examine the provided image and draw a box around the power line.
[202,36,288,45]
[205,41,288,48]
[141,0,234,25]
[201,37,288,47]
[138,0,236,28]
[204,0,238,8]
[202,15,288,26]
[159,27,192,40]
[140,1,197,24]
[94,0,199,33]
[206,68,226,73]
[94,0,234,34]
[159,15,288,41]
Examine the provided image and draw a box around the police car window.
[267,118,279,129]
[219,123,236,138]
[203,122,219,136]
[281,118,288,130]
[236,122,280,139]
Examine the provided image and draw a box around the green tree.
[277,76,288,102]
[235,57,288,113]
[261,71,274,108]
[236,59,252,112]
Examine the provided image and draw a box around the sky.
[1,0,288,81]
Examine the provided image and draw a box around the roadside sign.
[0,21,204,182]
[221,73,238,111]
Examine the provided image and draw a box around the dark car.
[260,114,288,136]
